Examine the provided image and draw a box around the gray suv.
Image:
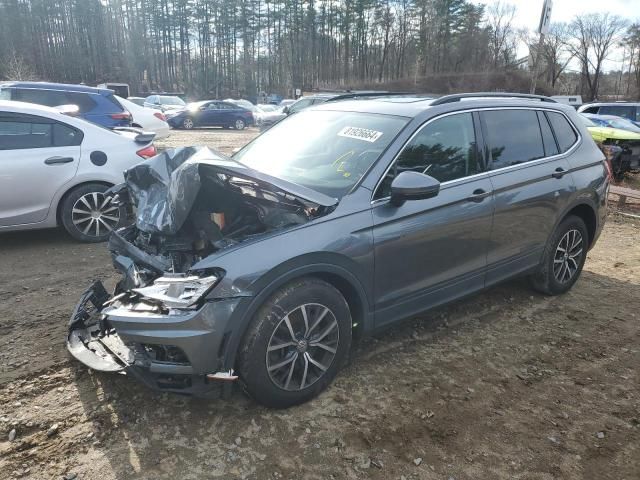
[68,93,609,408]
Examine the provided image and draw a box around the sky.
[474,0,640,71]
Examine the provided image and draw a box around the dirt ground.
[1,129,639,480]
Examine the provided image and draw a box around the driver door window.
[375,112,479,199]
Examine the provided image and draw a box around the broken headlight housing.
[132,274,219,309]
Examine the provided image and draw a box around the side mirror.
[282,106,289,115]
[390,171,440,207]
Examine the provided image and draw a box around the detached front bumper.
[67,281,241,396]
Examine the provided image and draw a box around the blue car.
[166,100,254,130]
[0,82,131,128]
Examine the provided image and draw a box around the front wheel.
[530,215,588,295]
[60,183,122,242]
[238,278,352,408]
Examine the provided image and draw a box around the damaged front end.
[67,147,337,395]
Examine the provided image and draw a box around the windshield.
[234,110,408,198]
[160,96,185,106]
[607,118,640,133]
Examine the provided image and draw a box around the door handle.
[44,156,74,165]
[467,188,491,202]
[551,167,566,179]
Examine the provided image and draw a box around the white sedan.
[0,100,157,242]
[115,95,170,139]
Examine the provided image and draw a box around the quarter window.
[546,112,578,153]
[482,110,544,169]
[537,111,559,157]
[375,112,479,199]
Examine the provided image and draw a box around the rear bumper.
[67,280,242,395]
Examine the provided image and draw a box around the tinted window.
[537,111,559,156]
[546,112,578,153]
[581,106,598,114]
[483,110,544,169]
[0,119,52,149]
[375,113,478,199]
[53,123,83,146]
[289,98,313,113]
[64,92,97,113]
[599,105,636,121]
[14,88,68,107]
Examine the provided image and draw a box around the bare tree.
[486,1,517,69]
[568,13,628,100]
[3,52,37,81]
[543,23,574,89]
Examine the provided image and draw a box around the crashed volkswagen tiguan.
[68,93,609,408]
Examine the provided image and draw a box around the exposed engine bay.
[108,147,336,289]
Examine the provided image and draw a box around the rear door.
[372,112,494,326]
[481,108,576,284]
[0,112,82,226]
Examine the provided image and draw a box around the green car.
[580,115,640,180]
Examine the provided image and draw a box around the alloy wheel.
[235,119,245,130]
[71,192,119,238]
[183,118,194,129]
[553,229,583,284]
[266,303,340,391]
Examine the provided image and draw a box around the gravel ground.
[0,129,639,479]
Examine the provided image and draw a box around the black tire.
[530,215,589,295]
[234,118,246,130]
[60,183,122,243]
[238,278,352,408]
[182,117,195,130]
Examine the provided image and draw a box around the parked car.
[279,99,296,107]
[578,102,640,126]
[166,100,254,130]
[582,113,640,133]
[0,100,157,242]
[67,93,608,407]
[96,83,130,99]
[283,93,338,115]
[224,98,254,110]
[257,105,288,130]
[0,81,132,128]
[579,114,640,180]
[143,95,186,113]
[126,97,146,107]
[115,96,170,139]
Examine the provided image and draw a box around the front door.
[480,109,577,284]
[0,112,82,226]
[372,112,494,327]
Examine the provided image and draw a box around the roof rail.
[325,91,419,102]
[430,92,557,106]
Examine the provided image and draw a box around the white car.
[0,100,157,242]
[115,96,170,139]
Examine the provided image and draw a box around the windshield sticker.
[338,126,383,143]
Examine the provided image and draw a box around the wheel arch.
[222,263,372,370]
[55,180,114,226]
[560,202,598,248]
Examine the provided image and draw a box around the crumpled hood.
[124,146,338,235]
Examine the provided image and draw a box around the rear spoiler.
[113,127,156,144]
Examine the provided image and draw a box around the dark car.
[68,93,609,408]
[166,100,254,130]
[0,82,131,128]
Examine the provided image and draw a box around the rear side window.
[546,112,578,153]
[65,92,97,113]
[537,111,559,157]
[103,93,124,111]
[580,106,598,114]
[0,114,82,150]
[482,110,544,169]
[14,88,68,107]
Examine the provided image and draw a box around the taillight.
[111,112,132,121]
[153,112,167,122]
[136,145,157,159]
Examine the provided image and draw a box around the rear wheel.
[530,215,588,295]
[60,183,122,243]
[238,278,352,408]
[234,118,246,130]
[182,117,194,130]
